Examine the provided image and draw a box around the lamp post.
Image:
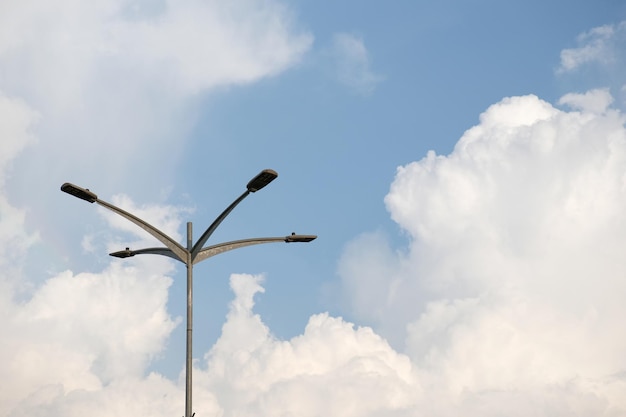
[60,169,316,417]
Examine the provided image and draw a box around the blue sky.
[2,1,626,416]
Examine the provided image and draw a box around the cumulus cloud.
[328,33,384,95]
[0,154,187,417]
[2,267,421,416]
[340,91,626,415]
[0,194,180,416]
[197,274,420,417]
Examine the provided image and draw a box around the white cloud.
[198,274,420,417]
[115,0,312,93]
[328,33,384,95]
[2,271,422,416]
[558,88,614,114]
[557,22,626,108]
[0,262,180,416]
[558,24,618,73]
[0,0,312,102]
[340,91,626,415]
[0,0,313,214]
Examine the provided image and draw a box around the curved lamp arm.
[110,235,316,265]
[110,247,182,261]
[193,234,317,265]
[60,183,187,262]
[96,199,188,262]
[190,190,249,261]
[190,169,278,262]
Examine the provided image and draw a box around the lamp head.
[285,233,317,243]
[61,183,98,203]
[109,248,135,258]
[247,169,278,192]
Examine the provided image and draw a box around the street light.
[60,169,316,417]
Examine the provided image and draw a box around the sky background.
[2,1,626,416]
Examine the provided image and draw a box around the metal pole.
[185,222,193,417]
[60,175,315,417]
